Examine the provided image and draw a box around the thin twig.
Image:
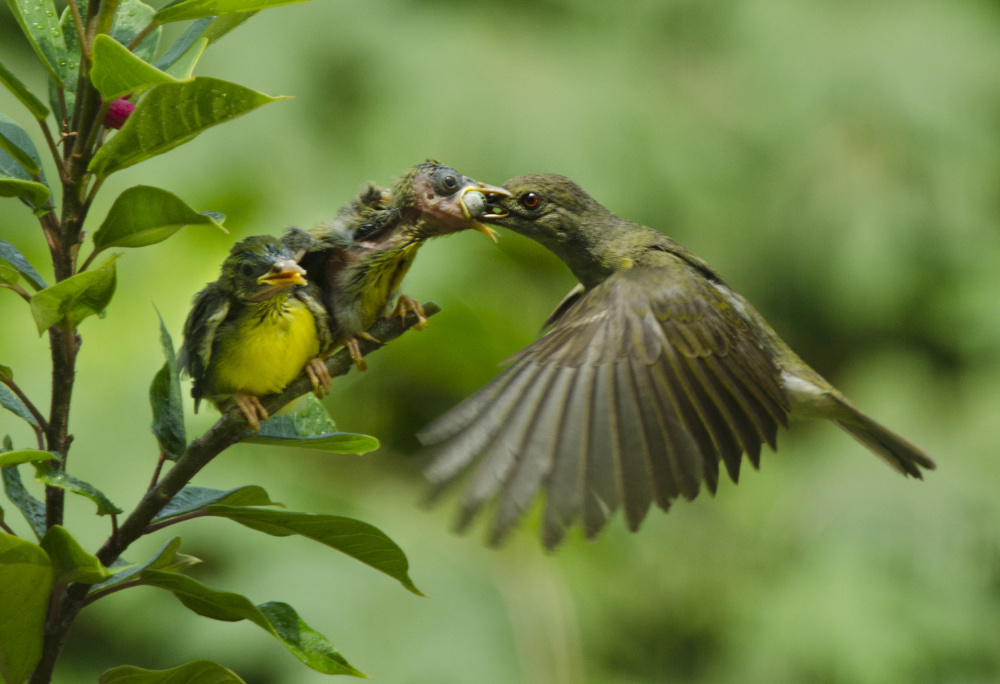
[37,120,68,182]
[1,378,50,431]
[83,174,105,209]
[81,578,144,607]
[148,453,167,491]
[0,520,17,536]
[81,104,108,157]
[143,510,207,535]
[56,87,68,132]
[66,0,91,61]
[126,22,158,51]
[0,283,32,302]
[93,0,121,38]
[77,248,101,274]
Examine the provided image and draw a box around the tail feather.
[834,405,936,478]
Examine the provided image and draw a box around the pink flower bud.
[103,98,135,130]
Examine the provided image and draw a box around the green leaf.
[0,114,51,214]
[33,461,124,515]
[40,525,110,585]
[0,535,52,684]
[0,59,50,119]
[89,77,284,176]
[155,0,309,23]
[244,431,380,453]
[100,660,246,684]
[4,0,68,85]
[0,240,47,291]
[90,35,179,102]
[141,571,366,677]
[206,506,423,596]
[56,1,85,116]
[29,256,118,334]
[111,0,161,62]
[0,384,39,428]
[93,185,227,252]
[152,485,280,523]
[243,395,381,454]
[0,450,56,467]
[0,262,19,286]
[155,12,257,72]
[1,464,47,539]
[0,130,39,176]
[0,178,50,211]
[150,311,186,461]
[164,37,208,79]
[90,537,199,595]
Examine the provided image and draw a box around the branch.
[30,304,439,684]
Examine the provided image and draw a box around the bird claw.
[393,294,427,330]
[233,392,269,432]
[306,357,332,397]
[344,337,368,372]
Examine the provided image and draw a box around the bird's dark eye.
[442,175,458,190]
[521,192,541,209]
[239,262,255,278]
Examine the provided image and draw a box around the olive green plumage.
[178,235,332,428]
[419,174,936,548]
[283,161,507,369]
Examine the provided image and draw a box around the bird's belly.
[213,305,319,396]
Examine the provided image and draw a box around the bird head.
[477,174,606,248]
[221,235,308,302]
[477,174,634,287]
[394,160,510,241]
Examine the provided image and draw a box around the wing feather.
[422,257,790,544]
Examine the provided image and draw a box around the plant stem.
[142,509,207,535]
[126,22,159,51]
[76,247,101,274]
[148,453,167,490]
[66,0,91,61]
[37,120,67,183]
[0,520,17,536]
[27,305,439,684]
[0,283,31,302]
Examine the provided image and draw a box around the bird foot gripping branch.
[393,294,428,330]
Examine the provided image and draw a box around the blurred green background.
[3,0,1000,681]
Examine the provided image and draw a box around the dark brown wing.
[419,258,789,548]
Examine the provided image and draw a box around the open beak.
[257,259,307,288]
[460,183,511,243]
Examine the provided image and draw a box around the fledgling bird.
[178,235,333,432]
[283,161,510,370]
[419,174,936,548]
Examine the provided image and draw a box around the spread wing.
[419,260,790,548]
[177,283,230,410]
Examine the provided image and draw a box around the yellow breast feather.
[212,299,320,397]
